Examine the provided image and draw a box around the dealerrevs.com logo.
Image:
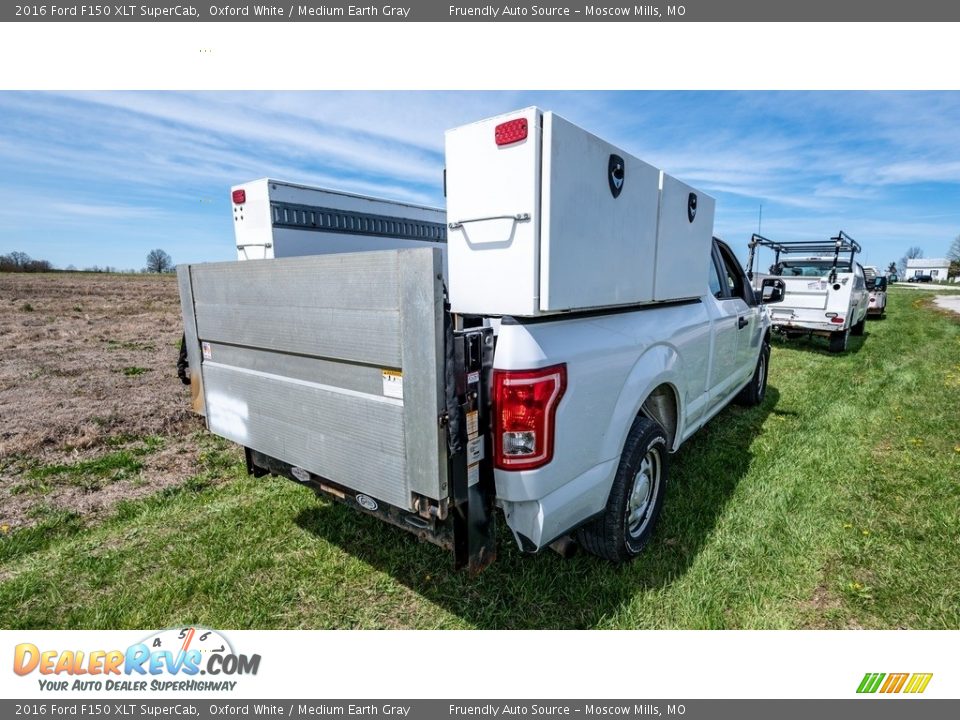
[857,672,933,694]
[13,627,260,692]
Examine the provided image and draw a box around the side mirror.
[760,277,786,304]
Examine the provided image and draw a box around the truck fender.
[600,343,684,463]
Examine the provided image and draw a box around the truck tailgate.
[177,248,448,511]
[775,278,830,310]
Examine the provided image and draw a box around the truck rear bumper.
[771,319,846,335]
[499,457,618,552]
[246,446,498,573]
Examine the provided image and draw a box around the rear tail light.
[829,316,844,324]
[232,189,246,204]
[495,118,528,146]
[493,364,566,470]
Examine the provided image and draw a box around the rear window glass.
[775,261,851,277]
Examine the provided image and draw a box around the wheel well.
[640,383,678,448]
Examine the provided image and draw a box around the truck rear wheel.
[851,317,866,336]
[576,416,668,562]
[735,341,769,406]
[829,328,849,353]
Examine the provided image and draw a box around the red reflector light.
[493,364,566,471]
[495,118,528,146]
[829,316,844,324]
[232,189,246,204]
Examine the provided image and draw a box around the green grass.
[120,366,150,377]
[10,436,164,495]
[1,289,958,629]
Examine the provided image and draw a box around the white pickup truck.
[748,233,869,353]
[863,266,888,318]
[177,108,784,570]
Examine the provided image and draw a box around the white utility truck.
[177,108,784,571]
[863,266,888,318]
[747,232,869,353]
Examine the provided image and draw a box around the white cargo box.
[445,108,715,316]
[231,178,447,262]
[655,173,716,302]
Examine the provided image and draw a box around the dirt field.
[0,272,214,530]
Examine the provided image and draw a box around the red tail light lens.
[232,189,246,204]
[493,364,566,470]
[829,316,844,324]
[495,118,528,146]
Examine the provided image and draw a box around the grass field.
[1,279,959,629]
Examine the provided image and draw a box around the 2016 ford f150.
[177,108,784,571]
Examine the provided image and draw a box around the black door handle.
[738,316,749,329]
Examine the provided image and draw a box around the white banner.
[1,630,953,699]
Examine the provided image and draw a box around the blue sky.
[1,91,959,271]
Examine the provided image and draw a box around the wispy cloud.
[51,202,161,219]
[1,90,959,269]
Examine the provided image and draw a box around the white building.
[905,258,951,281]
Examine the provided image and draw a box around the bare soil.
[0,272,213,529]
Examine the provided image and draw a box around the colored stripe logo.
[857,672,933,694]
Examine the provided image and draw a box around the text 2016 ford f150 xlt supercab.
[177,108,784,570]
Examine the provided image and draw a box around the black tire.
[829,328,849,353]
[851,317,866,336]
[735,341,770,406]
[576,416,669,562]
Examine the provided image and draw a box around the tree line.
[0,251,53,273]
[0,248,175,274]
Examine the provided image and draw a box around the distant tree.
[0,250,53,273]
[898,246,923,277]
[9,250,31,268]
[24,259,52,273]
[66,264,77,272]
[948,234,960,262]
[949,259,960,281]
[145,248,173,274]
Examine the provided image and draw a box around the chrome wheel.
[626,447,661,538]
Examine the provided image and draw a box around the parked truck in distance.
[747,232,869,353]
[863,266,888,318]
[177,107,784,571]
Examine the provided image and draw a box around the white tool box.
[445,107,714,316]
[230,178,447,262]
